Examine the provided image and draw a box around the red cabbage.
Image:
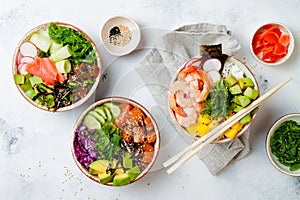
[74,125,98,170]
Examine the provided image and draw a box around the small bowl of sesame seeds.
[101,15,141,56]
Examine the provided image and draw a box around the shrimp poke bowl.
[71,97,160,186]
[12,22,101,112]
[168,44,259,143]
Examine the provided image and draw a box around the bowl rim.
[265,112,300,177]
[71,96,161,186]
[168,55,260,144]
[250,22,294,66]
[12,21,102,112]
[100,15,141,56]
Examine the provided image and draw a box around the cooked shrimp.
[175,107,198,128]
[175,90,193,108]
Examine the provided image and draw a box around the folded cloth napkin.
[135,23,249,176]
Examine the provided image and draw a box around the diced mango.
[232,122,243,131]
[197,124,209,137]
[186,125,198,135]
[198,114,211,125]
[224,128,238,139]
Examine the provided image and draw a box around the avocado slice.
[229,84,242,95]
[240,113,252,125]
[238,77,254,90]
[98,172,114,184]
[225,74,238,87]
[126,165,141,181]
[244,87,258,100]
[113,173,131,186]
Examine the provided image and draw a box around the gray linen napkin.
[135,23,250,176]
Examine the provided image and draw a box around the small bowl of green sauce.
[101,15,141,56]
[266,113,300,176]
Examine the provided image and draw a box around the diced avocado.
[126,165,141,181]
[82,114,101,130]
[115,168,125,175]
[238,77,254,90]
[25,88,37,99]
[123,152,133,169]
[14,74,25,84]
[232,95,242,106]
[225,74,238,87]
[98,172,114,184]
[244,87,258,100]
[113,173,131,186]
[20,79,32,92]
[229,84,242,95]
[240,113,252,125]
[89,168,103,175]
[29,76,43,86]
[238,96,251,108]
[46,94,55,108]
[251,107,259,115]
[231,103,243,113]
[89,160,109,174]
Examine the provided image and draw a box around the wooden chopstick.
[164,77,292,174]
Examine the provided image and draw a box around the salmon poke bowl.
[12,22,101,112]
[168,44,259,143]
[71,97,160,186]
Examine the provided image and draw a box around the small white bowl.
[250,22,294,66]
[266,113,300,176]
[101,16,141,56]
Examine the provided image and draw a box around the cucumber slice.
[94,106,107,120]
[89,110,105,124]
[103,106,113,121]
[55,59,71,74]
[82,114,101,130]
[104,103,121,118]
[50,45,72,62]
[30,33,52,52]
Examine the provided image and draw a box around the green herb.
[48,22,96,65]
[270,120,300,171]
[202,79,231,118]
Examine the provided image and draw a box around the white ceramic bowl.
[250,22,294,66]
[266,113,300,176]
[71,97,160,186]
[12,22,102,112]
[101,15,141,56]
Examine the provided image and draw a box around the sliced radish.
[16,51,22,66]
[208,70,221,83]
[20,42,38,58]
[20,56,35,64]
[18,63,28,74]
[203,58,222,72]
[184,58,201,68]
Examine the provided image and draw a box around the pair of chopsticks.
[163,77,293,174]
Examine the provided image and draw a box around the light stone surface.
[1,0,300,199]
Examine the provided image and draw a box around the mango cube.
[224,128,238,139]
[232,122,243,131]
[197,124,209,137]
[198,114,211,125]
[186,125,198,135]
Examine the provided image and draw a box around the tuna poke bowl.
[168,44,259,143]
[71,97,160,186]
[12,22,101,112]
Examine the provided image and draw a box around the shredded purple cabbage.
[74,125,98,170]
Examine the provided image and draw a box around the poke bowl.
[168,44,259,144]
[12,22,102,112]
[250,22,294,66]
[266,113,300,176]
[71,97,160,186]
